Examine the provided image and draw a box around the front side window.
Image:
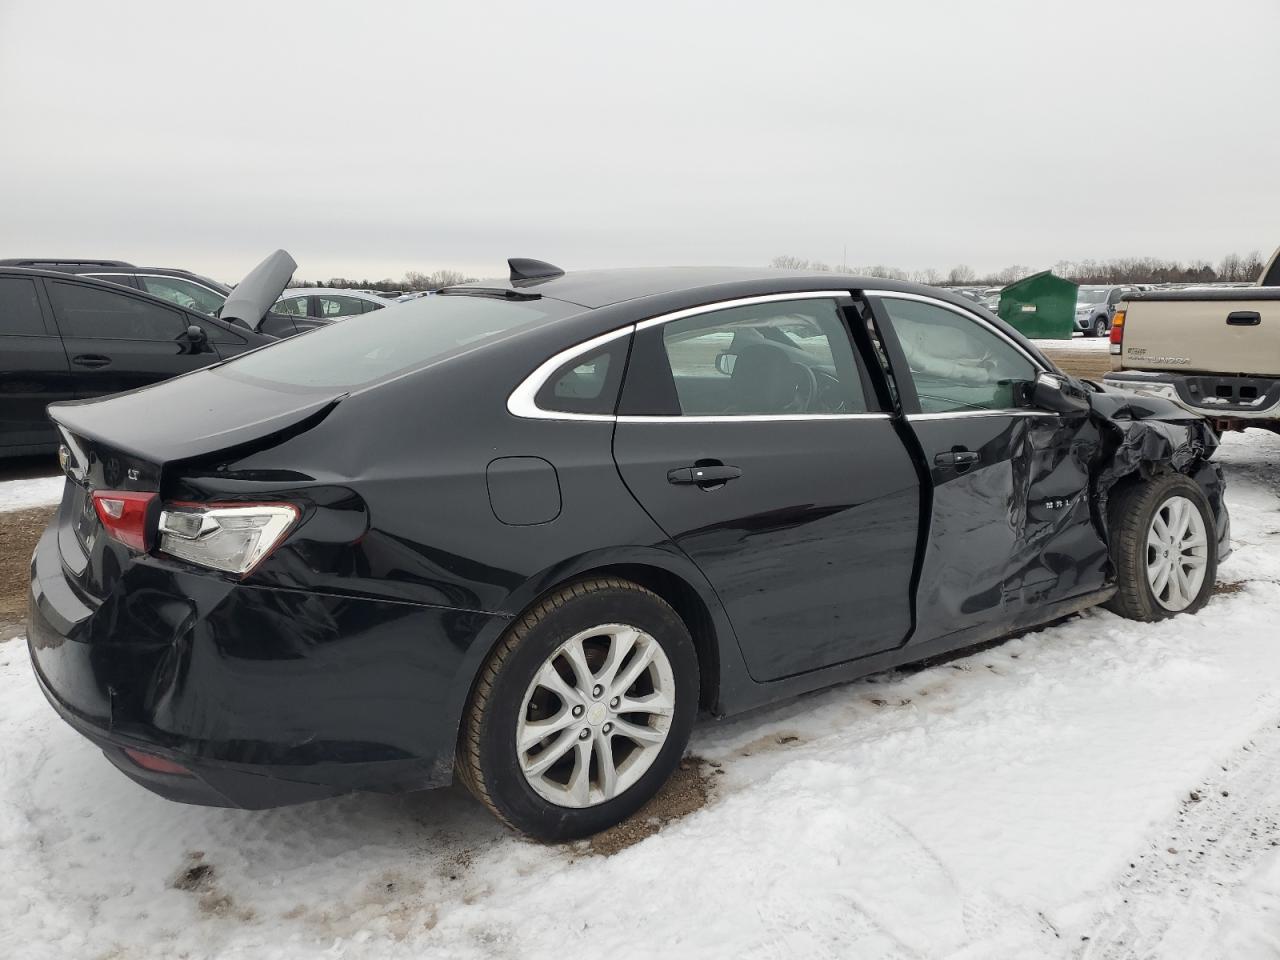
[878,297,1036,413]
[0,277,46,336]
[318,295,367,318]
[620,298,867,417]
[49,281,186,341]
[140,276,225,316]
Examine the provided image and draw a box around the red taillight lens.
[91,490,159,552]
[123,748,192,776]
[1109,309,1125,349]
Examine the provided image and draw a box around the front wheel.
[456,577,699,841]
[1105,474,1217,621]
[1093,316,1109,338]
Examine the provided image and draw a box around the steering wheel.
[785,362,818,413]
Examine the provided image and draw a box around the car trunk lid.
[48,367,344,599]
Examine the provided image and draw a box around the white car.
[272,288,393,320]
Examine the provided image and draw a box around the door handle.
[1226,311,1261,326]
[667,464,742,485]
[71,354,112,368]
[934,450,979,467]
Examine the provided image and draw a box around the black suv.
[1,250,312,458]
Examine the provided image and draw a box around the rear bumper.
[1104,372,1280,422]
[27,524,506,809]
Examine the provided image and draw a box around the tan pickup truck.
[1104,248,1280,433]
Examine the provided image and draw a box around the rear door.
[868,291,1108,643]
[45,278,218,398]
[0,275,74,452]
[612,292,921,682]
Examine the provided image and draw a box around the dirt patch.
[1038,345,1113,381]
[0,505,55,642]
[1213,580,1249,596]
[586,757,714,856]
[171,853,254,921]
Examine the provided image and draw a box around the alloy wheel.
[1146,495,1209,612]
[516,623,675,808]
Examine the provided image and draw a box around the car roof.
[443,266,946,310]
[279,288,394,300]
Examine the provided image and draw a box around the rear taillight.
[91,490,160,552]
[1109,308,1125,354]
[158,502,300,576]
[123,748,192,776]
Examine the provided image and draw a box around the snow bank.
[0,474,63,512]
[1,432,1278,959]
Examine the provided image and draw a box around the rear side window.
[218,293,580,390]
[49,281,186,340]
[318,295,368,318]
[534,344,627,415]
[0,277,46,336]
[622,297,868,417]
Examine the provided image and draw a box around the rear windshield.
[215,293,579,390]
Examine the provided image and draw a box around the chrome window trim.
[135,274,226,298]
[633,290,853,331]
[906,409,1059,421]
[617,413,892,424]
[507,326,636,421]
[508,291,857,422]
[864,289,1047,373]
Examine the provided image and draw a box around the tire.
[456,577,699,841]
[1105,473,1217,621]
[1093,316,1109,338]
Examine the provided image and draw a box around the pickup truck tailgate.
[1119,290,1280,377]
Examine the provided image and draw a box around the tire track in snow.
[1076,706,1280,959]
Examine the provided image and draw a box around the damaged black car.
[28,261,1229,840]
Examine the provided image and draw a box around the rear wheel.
[1105,474,1216,621]
[456,577,698,841]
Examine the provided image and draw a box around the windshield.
[1076,287,1109,306]
[216,293,580,390]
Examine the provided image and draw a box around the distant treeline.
[769,250,1272,286]
[287,268,476,292]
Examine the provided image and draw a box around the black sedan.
[28,260,1229,840]
[1,250,319,459]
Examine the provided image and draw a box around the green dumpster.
[996,271,1078,340]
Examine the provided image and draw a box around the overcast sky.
[2,0,1277,283]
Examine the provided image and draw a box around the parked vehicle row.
[0,251,308,458]
[273,287,392,320]
[28,259,1229,840]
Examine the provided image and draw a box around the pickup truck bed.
[1105,287,1280,432]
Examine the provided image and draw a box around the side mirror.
[715,352,737,376]
[1028,372,1090,415]
[185,324,209,348]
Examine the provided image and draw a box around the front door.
[869,292,1108,646]
[44,278,217,399]
[612,293,921,682]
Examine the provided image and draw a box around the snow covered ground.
[0,474,62,512]
[2,431,1279,959]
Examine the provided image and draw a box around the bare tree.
[947,264,976,284]
[770,255,810,270]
